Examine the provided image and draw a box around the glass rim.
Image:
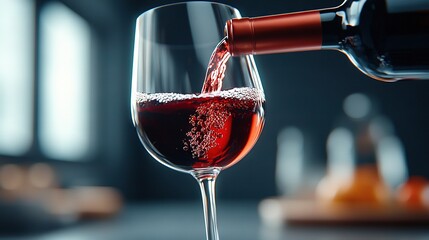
[137,1,240,20]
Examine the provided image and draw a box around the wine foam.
[135,87,265,104]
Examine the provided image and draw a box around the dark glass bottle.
[225,0,429,81]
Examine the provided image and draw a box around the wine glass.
[131,2,265,240]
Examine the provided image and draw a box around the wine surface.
[135,87,265,171]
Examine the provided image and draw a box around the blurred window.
[39,2,92,161]
[0,0,35,155]
[0,0,94,161]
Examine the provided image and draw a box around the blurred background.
[1,0,429,237]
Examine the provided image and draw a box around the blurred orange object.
[396,176,428,210]
[0,163,123,221]
[72,187,123,219]
[316,165,390,207]
[45,187,123,220]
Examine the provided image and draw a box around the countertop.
[3,201,429,240]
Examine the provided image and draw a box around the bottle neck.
[320,8,348,49]
[225,6,345,56]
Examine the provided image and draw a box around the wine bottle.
[225,0,429,81]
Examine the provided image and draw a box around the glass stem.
[193,169,220,240]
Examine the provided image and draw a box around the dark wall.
[120,0,429,201]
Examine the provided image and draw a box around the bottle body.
[225,0,429,81]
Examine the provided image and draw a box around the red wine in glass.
[135,36,264,171]
[135,87,265,171]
